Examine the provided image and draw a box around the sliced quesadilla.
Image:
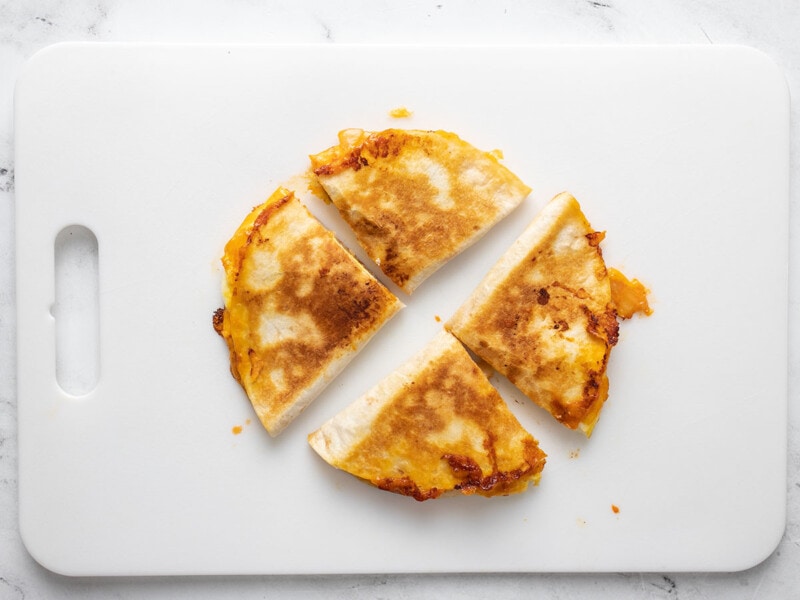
[446,192,622,437]
[308,330,547,501]
[214,187,403,436]
[310,129,531,293]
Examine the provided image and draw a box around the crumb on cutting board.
[232,419,252,435]
[389,106,413,118]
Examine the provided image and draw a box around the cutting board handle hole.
[54,225,100,397]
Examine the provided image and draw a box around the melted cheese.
[608,267,653,319]
[310,129,531,293]
[308,331,546,501]
[447,192,619,437]
[214,187,403,436]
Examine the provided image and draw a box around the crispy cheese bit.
[389,106,413,118]
[608,267,652,319]
[611,504,620,514]
[232,425,243,435]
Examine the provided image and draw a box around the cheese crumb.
[389,106,413,118]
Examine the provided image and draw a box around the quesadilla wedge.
[308,330,547,501]
[214,187,403,436]
[446,192,622,437]
[310,129,531,293]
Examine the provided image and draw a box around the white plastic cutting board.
[16,44,789,576]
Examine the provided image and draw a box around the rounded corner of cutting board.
[726,44,791,107]
[19,516,79,578]
[727,520,787,573]
[16,42,84,82]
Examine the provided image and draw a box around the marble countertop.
[1,1,798,598]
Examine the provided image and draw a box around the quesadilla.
[446,192,622,437]
[308,330,547,501]
[310,128,531,293]
[214,187,403,436]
